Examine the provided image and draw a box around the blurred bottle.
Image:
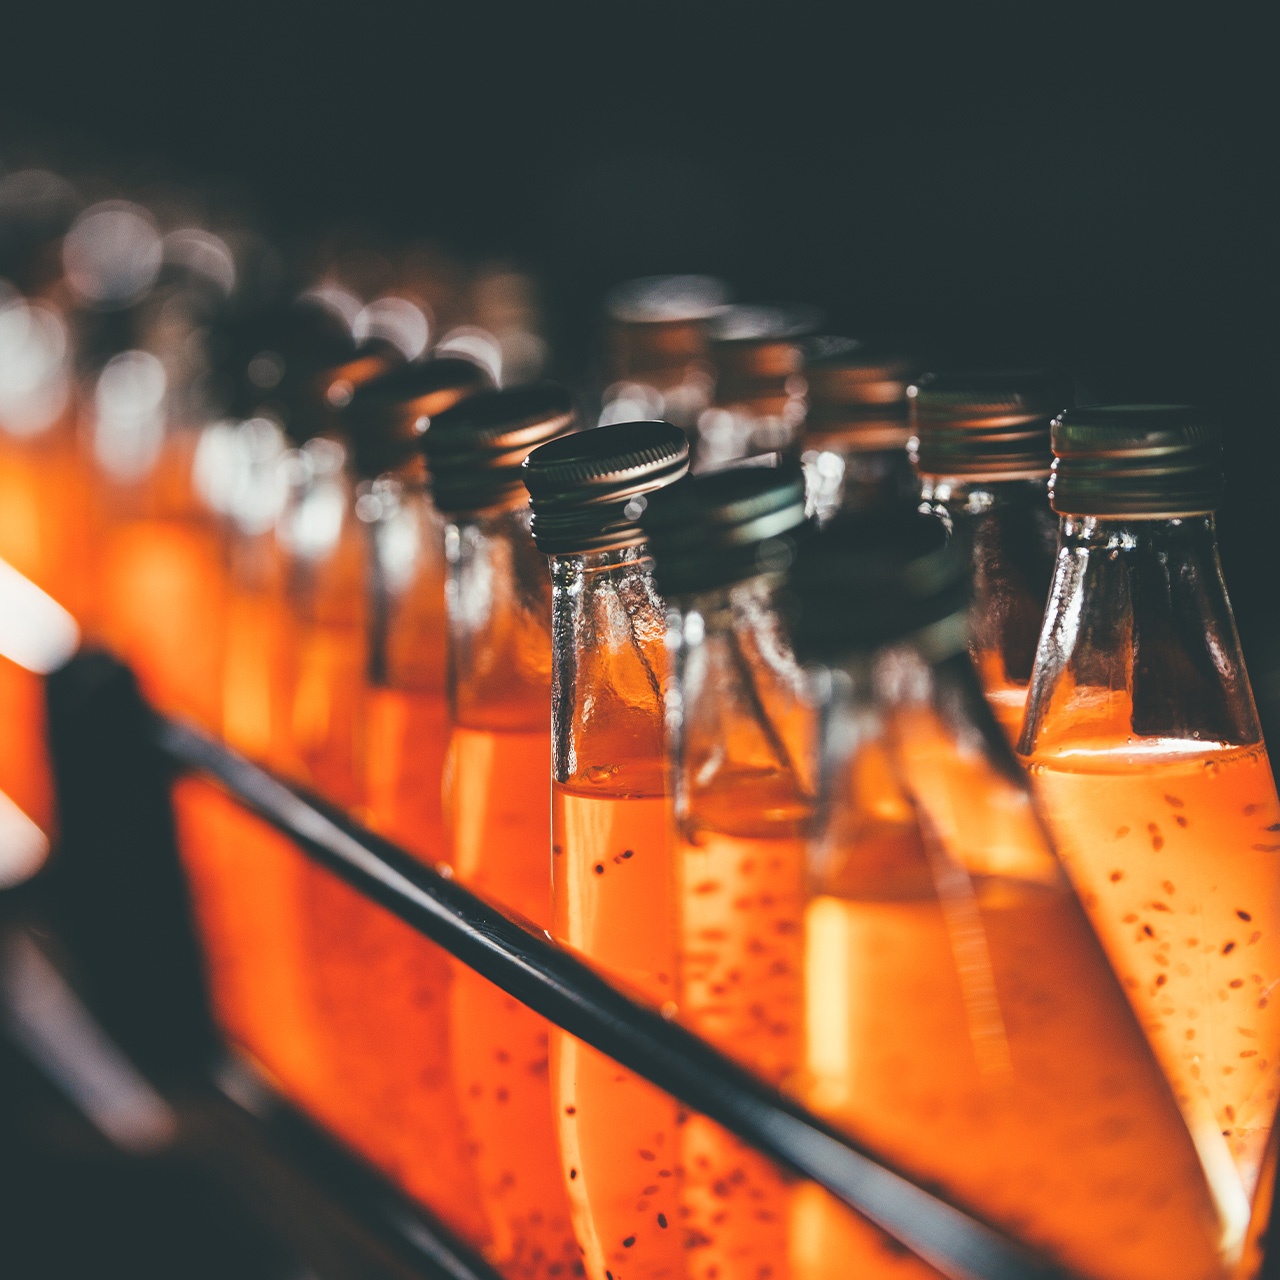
[909,371,1065,744]
[786,510,1237,1279]
[599,274,729,432]
[522,422,689,1280]
[800,338,918,524]
[641,463,813,1280]
[1021,406,1280,1226]
[171,298,361,1112]
[694,304,821,473]
[422,384,577,1276]
[287,355,495,1241]
[271,332,403,800]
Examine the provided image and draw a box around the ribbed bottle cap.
[804,337,917,452]
[709,303,823,404]
[522,420,689,555]
[421,382,575,516]
[786,509,970,664]
[908,370,1067,481]
[638,459,810,597]
[1050,404,1223,518]
[343,356,493,478]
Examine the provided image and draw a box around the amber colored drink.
[443,723,577,1276]
[676,767,806,1280]
[1027,738,1280,1203]
[803,709,1232,1280]
[552,780,683,1280]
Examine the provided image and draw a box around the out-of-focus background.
[1,4,1277,1274]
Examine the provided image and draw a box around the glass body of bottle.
[663,579,812,1277]
[523,421,689,1280]
[1020,405,1280,1247]
[787,510,1236,1280]
[909,372,1066,745]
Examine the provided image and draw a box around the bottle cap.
[421,382,574,516]
[907,370,1066,481]
[709,303,823,405]
[604,275,730,387]
[804,337,917,452]
[522,420,689,555]
[343,356,492,478]
[639,458,809,597]
[786,509,970,664]
[1050,404,1223,518]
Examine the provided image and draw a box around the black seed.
[657,1213,668,1229]
[623,1237,636,1248]
[1238,910,1253,922]
[594,864,604,875]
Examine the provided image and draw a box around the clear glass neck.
[445,502,551,731]
[919,475,1058,741]
[549,544,667,795]
[1020,514,1262,757]
[665,575,815,839]
[802,442,917,524]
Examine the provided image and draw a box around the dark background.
[1,5,1277,742]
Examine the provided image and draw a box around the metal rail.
[152,713,1065,1280]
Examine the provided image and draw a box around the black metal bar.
[155,714,1068,1280]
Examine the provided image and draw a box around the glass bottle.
[694,304,821,473]
[522,421,689,1280]
[800,337,918,524]
[293,355,493,1244]
[786,509,1238,1279]
[1020,405,1280,1225]
[909,371,1066,744]
[640,462,814,1280]
[599,274,729,433]
[422,382,577,1276]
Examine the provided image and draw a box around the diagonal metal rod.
[155,715,1069,1280]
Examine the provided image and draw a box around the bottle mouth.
[803,338,918,451]
[1049,404,1223,518]
[420,382,574,516]
[785,509,971,664]
[907,369,1067,481]
[605,275,731,325]
[522,420,689,555]
[638,458,810,597]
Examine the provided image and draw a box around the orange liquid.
[552,783,683,1280]
[803,716,1232,1280]
[171,776,329,1110]
[0,653,55,842]
[95,515,226,730]
[677,771,807,1280]
[0,426,97,623]
[983,683,1029,747]
[444,723,577,1276]
[1028,740,1280,1203]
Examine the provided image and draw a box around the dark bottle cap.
[208,298,400,442]
[709,303,823,406]
[638,458,810,598]
[343,356,493,479]
[907,370,1067,481]
[422,382,574,516]
[1050,404,1224,518]
[786,508,970,664]
[605,275,731,325]
[804,337,918,452]
[522,420,689,555]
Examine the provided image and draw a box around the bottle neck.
[445,502,550,731]
[919,475,1058,741]
[1020,513,1262,757]
[666,575,815,837]
[549,544,667,794]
